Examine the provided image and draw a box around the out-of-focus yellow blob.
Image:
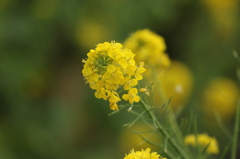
[0,0,12,11]
[154,60,194,114]
[123,29,170,73]
[202,0,238,38]
[202,77,239,122]
[184,134,219,154]
[75,20,110,49]
[119,122,161,154]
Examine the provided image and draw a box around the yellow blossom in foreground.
[123,29,170,71]
[184,134,219,154]
[82,42,146,110]
[124,148,166,159]
[122,88,140,104]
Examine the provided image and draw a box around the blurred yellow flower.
[202,0,238,38]
[184,134,219,154]
[123,29,170,71]
[119,123,161,153]
[155,60,194,114]
[82,42,146,110]
[124,148,166,159]
[202,77,239,122]
[0,0,12,11]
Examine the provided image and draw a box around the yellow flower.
[124,79,138,90]
[123,29,170,70]
[202,77,239,122]
[184,134,219,154]
[122,88,140,104]
[135,64,147,80]
[82,42,146,110]
[124,148,166,159]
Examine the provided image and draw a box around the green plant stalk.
[152,69,185,144]
[141,99,189,159]
[231,97,240,159]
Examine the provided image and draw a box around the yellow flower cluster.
[184,134,219,154]
[124,148,166,159]
[123,29,170,70]
[82,42,146,110]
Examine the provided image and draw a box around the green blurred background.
[0,0,240,158]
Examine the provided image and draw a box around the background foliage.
[0,0,240,158]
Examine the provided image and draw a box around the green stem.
[141,99,189,159]
[231,97,240,159]
[152,69,184,144]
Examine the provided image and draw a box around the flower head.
[184,134,219,154]
[124,148,166,159]
[124,29,170,69]
[82,41,146,110]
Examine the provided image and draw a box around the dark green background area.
[0,0,239,158]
